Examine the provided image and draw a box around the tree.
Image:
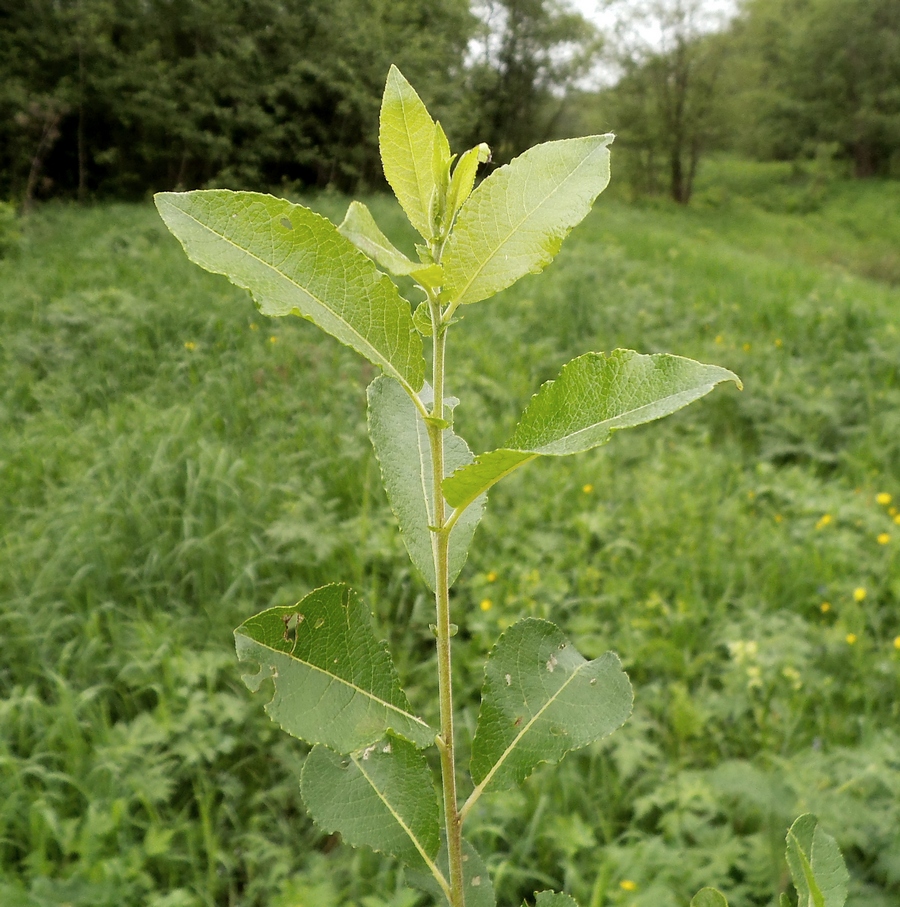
[462,0,602,164]
[733,0,900,177]
[600,0,730,204]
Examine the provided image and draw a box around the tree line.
[1,0,898,207]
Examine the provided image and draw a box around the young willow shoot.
[156,66,753,907]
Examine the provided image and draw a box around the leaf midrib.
[239,631,431,736]
[351,753,449,895]
[447,141,605,304]
[166,198,417,394]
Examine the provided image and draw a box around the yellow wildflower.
[774,514,783,524]
[269,335,278,344]
[815,514,832,530]
[820,602,831,613]
[853,587,866,602]
[715,335,724,344]
[894,636,900,651]
[479,599,493,612]
[249,322,259,331]
[184,341,196,350]
[619,880,638,892]
[775,338,783,347]
[743,342,752,352]
[582,483,594,494]
[877,533,891,545]
[486,571,498,583]
[876,492,892,506]
[846,633,857,645]
[895,514,900,525]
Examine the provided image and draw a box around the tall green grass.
[1,169,899,906]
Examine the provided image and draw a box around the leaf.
[443,350,741,511]
[441,135,614,309]
[380,65,437,240]
[691,889,730,907]
[468,618,632,797]
[446,143,491,225]
[300,734,441,872]
[785,814,849,907]
[338,200,418,276]
[234,584,434,751]
[155,190,424,395]
[532,892,579,907]
[431,121,453,232]
[410,836,495,907]
[367,376,486,590]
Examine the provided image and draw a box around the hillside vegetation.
[1,165,899,907]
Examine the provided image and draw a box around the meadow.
[1,160,899,907]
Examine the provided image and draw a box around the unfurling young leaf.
[532,892,580,907]
[467,618,633,800]
[785,814,849,907]
[443,350,741,513]
[300,734,441,872]
[691,888,730,907]
[445,142,491,225]
[380,65,439,240]
[338,200,418,276]
[234,584,434,751]
[154,190,425,396]
[367,376,485,591]
[441,135,614,311]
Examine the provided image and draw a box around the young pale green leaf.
[410,836,495,907]
[468,618,632,798]
[443,350,741,511]
[300,734,442,874]
[155,190,424,395]
[431,121,453,233]
[446,143,491,225]
[441,135,614,309]
[380,65,437,240]
[785,815,849,907]
[234,584,434,751]
[691,889,730,907]
[367,376,485,590]
[338,200,418,276]
[532,892,579,907]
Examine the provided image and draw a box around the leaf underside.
[785,814,849,907]
[367,376,485,590]
[300,734,440,870]
[442,135,613,307]
[154,190,424,395]
[234,584,434,752]
[443,350,741,510]
[470,618,633,793]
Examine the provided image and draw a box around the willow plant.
[156,67,849,907]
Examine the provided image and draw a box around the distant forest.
[2,0,898,206]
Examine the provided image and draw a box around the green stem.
[428,300,466,907]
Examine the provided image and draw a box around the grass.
[1,163,899,907]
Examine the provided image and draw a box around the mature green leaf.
[446,143,491,225]
[785,815,849,907]
[380,65,437,240]
[155,190,424,395]
[367,376,485,590]
[338,200,417,276]
[469,618,632,795]
[300,734,441,872]
[442,135,614,308]
[532,892,579,907]
[443,350,741,510]
[411,837,495,907]
[691,889,730,907]
[234,584,434,751]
